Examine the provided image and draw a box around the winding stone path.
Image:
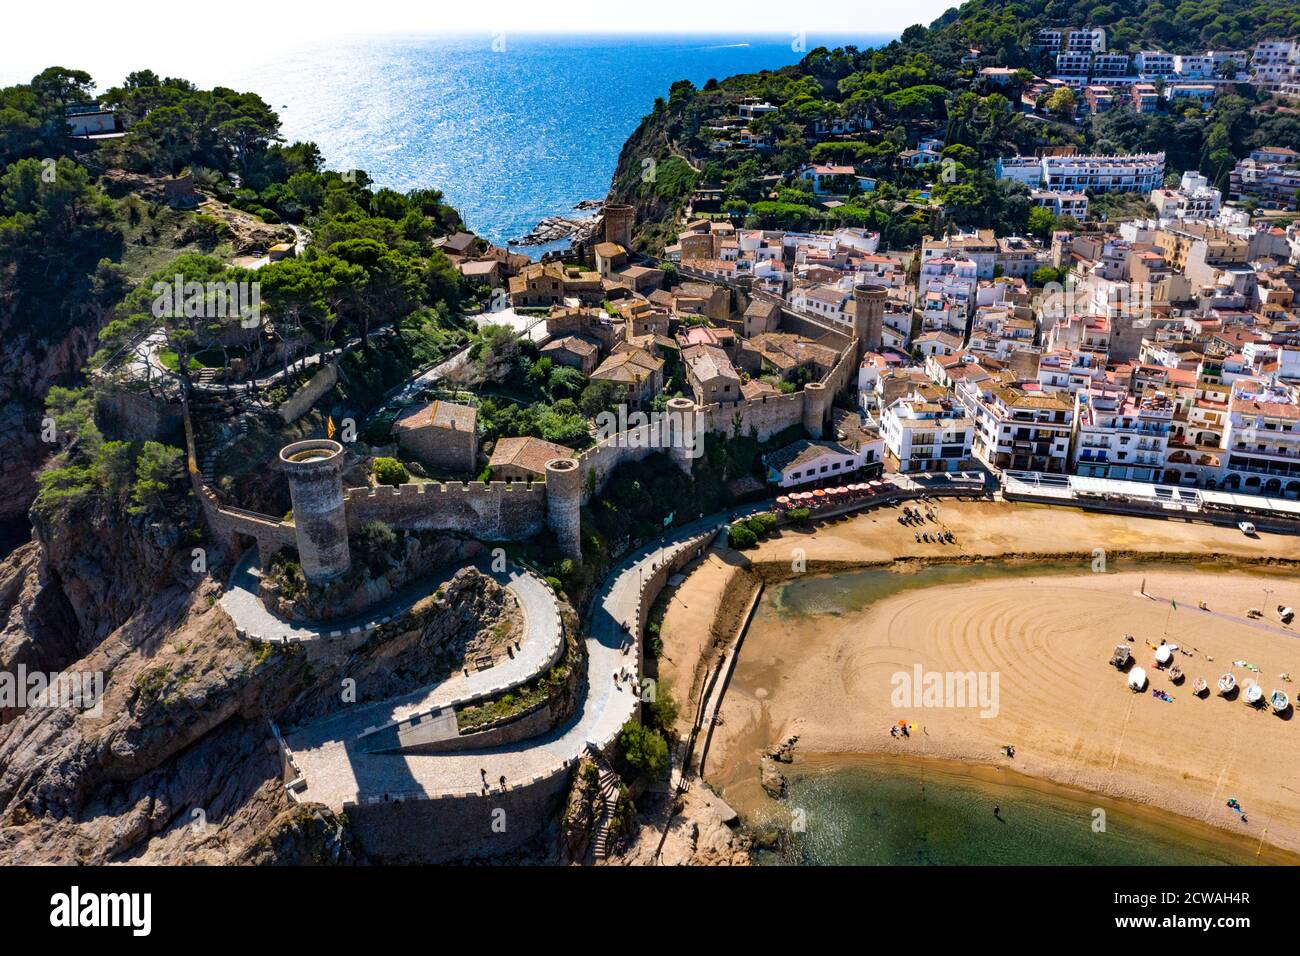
[281,519,725,808]
[218,550,461,642]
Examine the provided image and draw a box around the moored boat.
[1192,677,1208,696]
[1168,664,1184,684]
[1272,689,1290,714]
[1245,683,1264,707]
[1217,673,1236,695]
[1127,666,1147,692]
[1111,643,1131,668]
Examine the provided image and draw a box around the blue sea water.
[214,33,893,248]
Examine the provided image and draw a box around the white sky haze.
[1,0,958,86]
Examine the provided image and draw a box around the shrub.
[728,522,758,549]
[615,720,669,784]
[372,456,409,487]
[787,506,811,523]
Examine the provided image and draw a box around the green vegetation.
[614,719,670,785]
[33,385,193,529]
[612,0,1300,245]
[372,457,410,487]
[728,511,779,549]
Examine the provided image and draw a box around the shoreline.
[747,750,1300,866]
[654,500,1300,862]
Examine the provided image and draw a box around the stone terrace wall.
[578,422,673,502]
[342,480,546,540]
[96,384,183,443]
[278,362,338,424]
[342,764,572,863]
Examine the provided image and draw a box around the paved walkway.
[218,551,463,642]
[285,566,563,769]
[283,519,726,807]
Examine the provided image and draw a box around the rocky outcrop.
[262,534,483,622]
[0,543,530,862]
[234,804,359,865]
[29,486,195,650]
[0,322,99,537]
[0,542,80,705]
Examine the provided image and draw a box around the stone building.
[394,400,479,474]
[488,436,578,482]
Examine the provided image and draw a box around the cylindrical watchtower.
[665,397,699,475]
[545,457,582,559]
[603,203,635,249]
[279,439,351,582]
[802,382,828,439]
[853,283,886,361]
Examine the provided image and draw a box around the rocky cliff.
[0,511,535,863]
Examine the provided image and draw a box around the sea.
[25,33,893,251]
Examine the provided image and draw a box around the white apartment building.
[1055,52,1092,77]
[881,393,976,473]
[1134,50,1177,78]
[921,231,998,278]
[1072,384,1174,482]
[1032,189,1090,220]
[1151,170,1222,221]
[1036,349,1106,394]
[1221,380,1300,496]
[1091,54,1131,79]
[957,380,1076,473]
[998,153,1165,193]
[1043,152,1166,193]
[790,283,851,323]
[1251,40,1300,90]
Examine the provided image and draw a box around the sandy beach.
[658,500,1300,857]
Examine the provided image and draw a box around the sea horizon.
[5,32,898,250]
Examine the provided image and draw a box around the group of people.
[898,503,957,545]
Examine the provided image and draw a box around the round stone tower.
[603,203,635,249]
[853,283,887,362]
[545,457,582,559]
[665,397,699,475]
[279,439,351,582]
[802,382,828,439]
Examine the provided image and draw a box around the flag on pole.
[326,416,336,440]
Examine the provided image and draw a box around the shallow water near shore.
[768,556,1294,619]
[751,754,1294,866]
[718,557,1300,865]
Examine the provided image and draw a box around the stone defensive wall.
[193,477,297,565]
[285,523,721,863]
[341,770,573,863]
[341,480,547,540]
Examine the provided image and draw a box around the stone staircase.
[591,768,621,862]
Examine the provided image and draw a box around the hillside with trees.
[608,0,1300,251]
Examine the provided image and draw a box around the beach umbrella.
[776,496,790,505]
[813,489,826,497]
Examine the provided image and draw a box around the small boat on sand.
[1192,677,1208,696]
[1271,690,1290,714]
[1154,644,1173,667]
[1279,606,1295,625]
[1111,643,1131,668]
[1238,521,1256,535]
[1128,666,1147,692]
[1245,683,1264,707]
[1168,664,1184,684]
[1217,673,1237,695]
